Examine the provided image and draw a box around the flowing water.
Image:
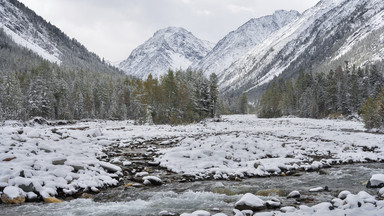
[2,163,384,216]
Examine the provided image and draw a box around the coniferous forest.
[0,29,220,124]
[258,63,384,129]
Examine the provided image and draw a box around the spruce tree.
[239,92,248,114]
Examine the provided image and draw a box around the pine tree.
[361,97,381,129]
[2,72,23,119]
[325,70,338,114]
[209,73,219,118]
[375,87,384,128]
[239,92,248,114]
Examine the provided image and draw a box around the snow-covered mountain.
[0,0,119,74]
[220,0,384,99]
[119,27,214,79]
[194,10,300,77]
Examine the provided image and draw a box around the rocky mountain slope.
[0,0,119,74]
[194,10,300,77]
[119,27,213,79]
[220,0,384,100]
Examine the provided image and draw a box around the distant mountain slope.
[220,0,384,100]
[194,10,300,77]
[0,0,119,74]
[119,27,214,79]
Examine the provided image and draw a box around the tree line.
[0,26,222,125]
[0,60,221,124]
[258,63,384,129]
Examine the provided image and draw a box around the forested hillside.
[258,62,384,129]
[0,29,219,124]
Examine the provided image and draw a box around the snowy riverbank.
[1,115,384,215]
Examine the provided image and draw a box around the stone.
[367,174,384,188]
[52,158,67,165]
[1,193,25,204]
[143,176,163,186]
[191,210,211,216]
[266,199,281,209]
[241,210,253,216]
[44,196,63,203]
[99,161,122,173]
[79,193,94,199]
[280,206,296,213]
[287,190,300,198]
[26,192,38,202]
[18,182,34,192]
[1,186,26,204]
[159,210,177,216]
[235,193,266,212]
[338,190,351,200]
[309,187,325,192]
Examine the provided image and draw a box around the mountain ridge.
[219,0,384,100]
[194,10,300,77]
[119,26,213,79]
[0,0,120,74]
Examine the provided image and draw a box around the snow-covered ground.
[156,115,384,179]
[1,115,384,215]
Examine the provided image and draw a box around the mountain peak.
[219,0,384,101]
[194,9,300,77]
[153,26,189,37]
[119,27,213,79]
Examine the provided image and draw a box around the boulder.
[52,158,67,165]
[191,210,211,216]
[1,186,26,204]
[43,196,63,203]
[235,193,266,211]
[379,187,384,197]
[26,192,38,202]
[99,161,122,173]
[367,174,384,188]
[159,210,177,216]
[266,199,281,209]
[309,186,327,192]
[287,190,300,198]
[337,190,351,200]
[280,206,296,213]
[143,176,163,186]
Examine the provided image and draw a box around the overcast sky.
[19,0,320,63]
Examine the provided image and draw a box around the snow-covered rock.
[191,210,211,216]
[143,176,163,186]
[1,186,26,204]
[379,187,384,197]
[287,190,300,198]
[280,206,296,213]
[266,200,281,208]
[368,174,384,188]
[119,27,213,79]
[309,187,326,192]
[235,193,265,211]
[338,190,352,199]
[99,161,122,173]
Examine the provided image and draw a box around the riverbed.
[2,163,384,216]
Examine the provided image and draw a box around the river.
[2,163,384,216]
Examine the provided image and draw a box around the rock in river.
[1,186,26,204]
[367,174,384,188]
[235,193,266,211]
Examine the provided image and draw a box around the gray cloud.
[19,0,319,62]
